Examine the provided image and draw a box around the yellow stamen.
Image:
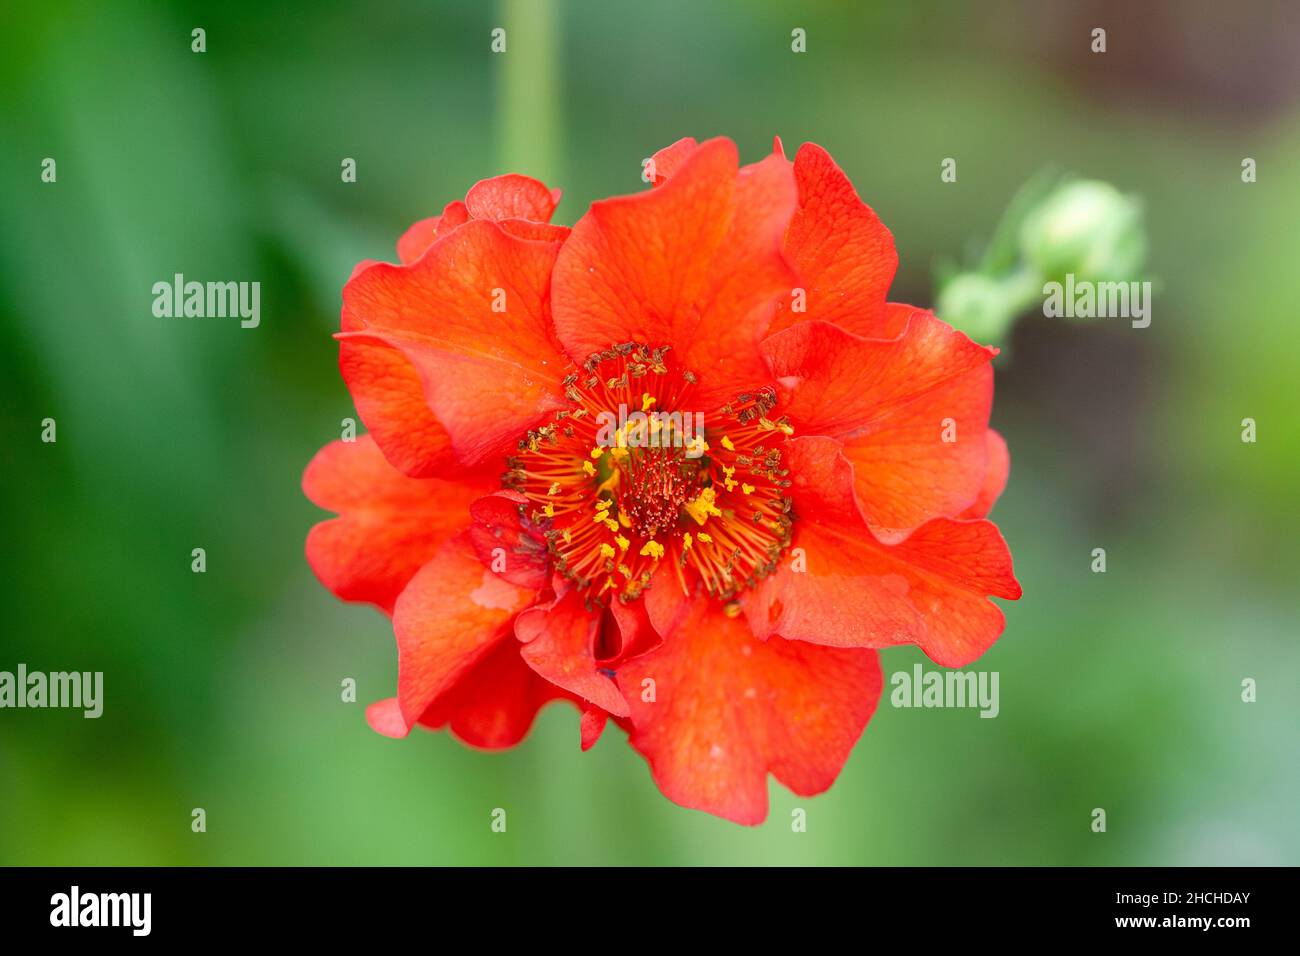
[758,417,795,436]
[684,487,723,525]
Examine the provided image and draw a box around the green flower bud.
[936,272,1018,343]
[1019,180,1146,283]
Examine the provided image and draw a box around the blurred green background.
[2,0,1296,865]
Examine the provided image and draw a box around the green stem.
[498,0,562,187]
[1003,263,1044,317]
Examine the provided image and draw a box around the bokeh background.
[2,0,1296,865]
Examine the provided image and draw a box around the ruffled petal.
[579,705,608,751]
[647,137,699,186]
[391,532,535,730]
[617,595,883,825]
[765,314,996,534]
[643,565,692,639]
[467,490,551,590]
[498,219,571,243]
[552,137,797,413]
[744,436,1021,667]
[339,220,569,465]
[770,142,898,337]
[338,295,459,478]
[515,589,631,717]
[959,429,1010,519]
[303,436,491,613]
[415,637,569,750]
[465,174,560,222]
[396,216,441,264]
[603,594,661,665]
[434,200,470,239]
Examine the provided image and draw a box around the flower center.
[504,343,795,606]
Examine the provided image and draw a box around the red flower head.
[303,137,1021,824]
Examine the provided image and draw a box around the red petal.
[643,565,692,639]
[416,637,569,750]
[515,589,631,716]
[765,314,996,535]
[498,219,571,243]
[579,706,608,751]
[339,298,458,478]
[604,595,662,665]
[339,220,568,465]
[693,150,799,407]
[770,142,898,337]
[959,429,1010,519]
[617,596,883,825]
[552,137,797,414]
[434,200,470,239]
[468,490,551,590]
[392,532,535,730]
[365,697,408,738]
[350,259,381,280]
[303,436,491,613]
[648,137,699,186]
[396,216,440,264]
[745,436,1021,667]
[465,174,560,222]
[416,639,569,749]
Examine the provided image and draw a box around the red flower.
[303,137,1020,824]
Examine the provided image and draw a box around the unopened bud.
[1019,180,1146,282]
